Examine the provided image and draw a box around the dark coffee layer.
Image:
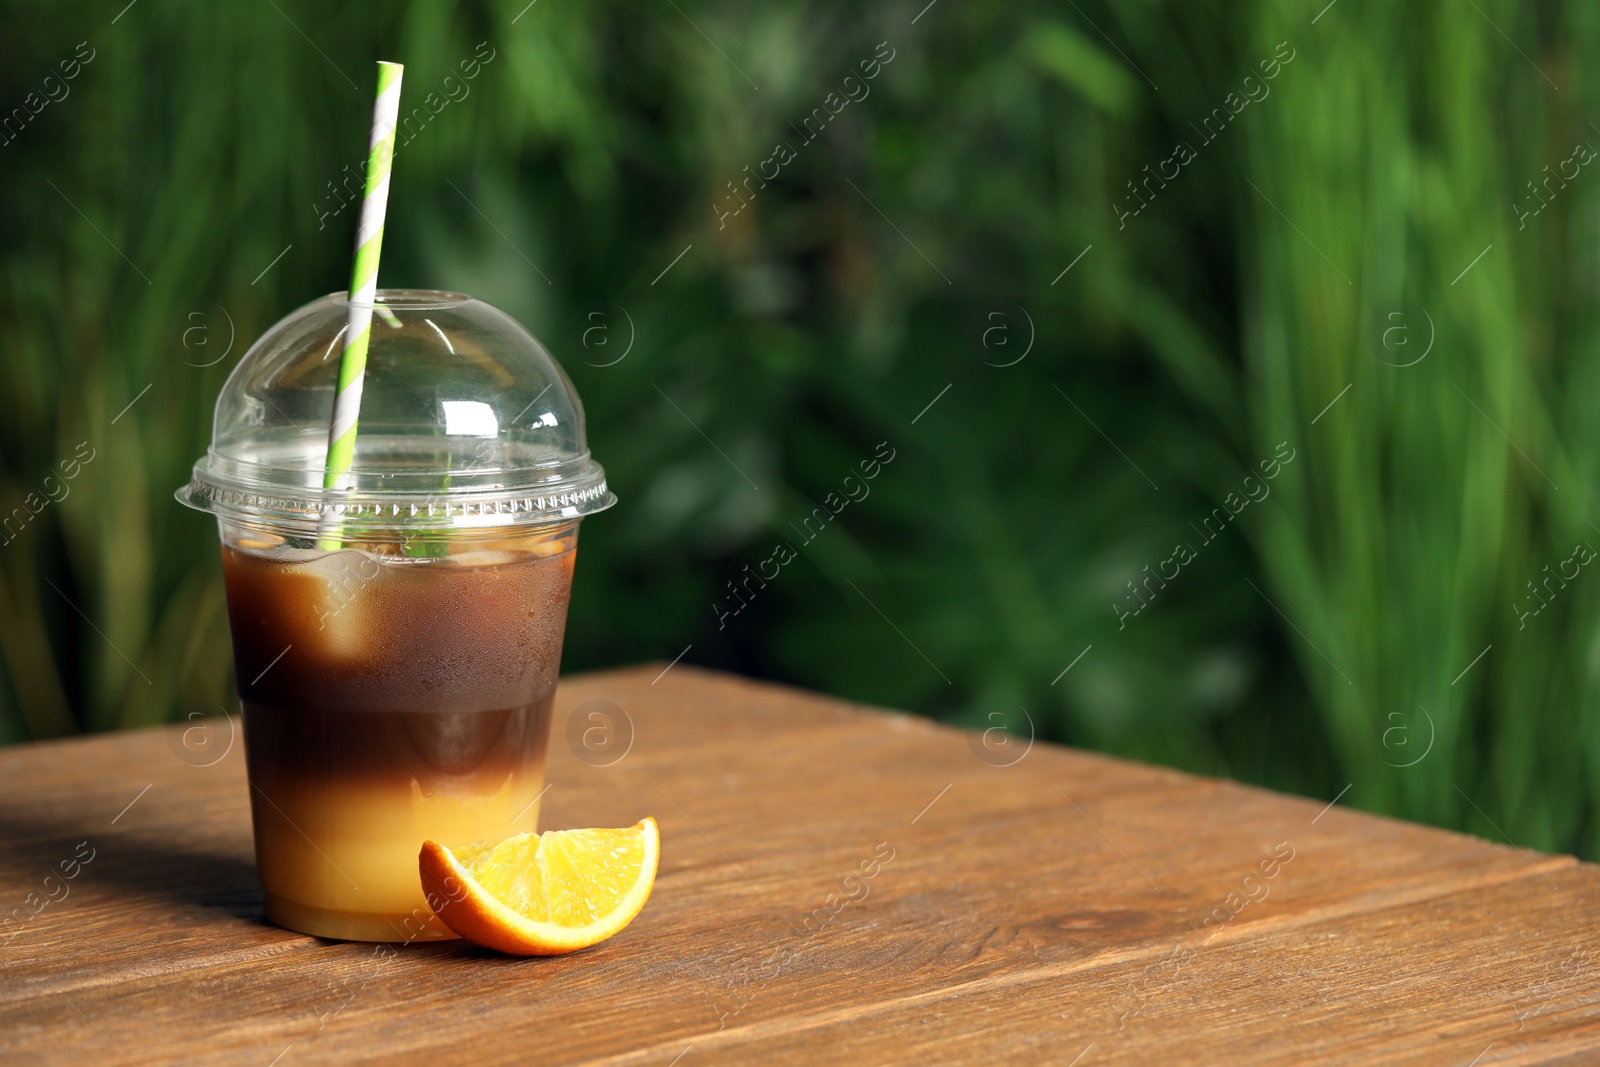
[222,545,574,717]
[243,697,554,786]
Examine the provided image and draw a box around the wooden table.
[3,665,1598,1064]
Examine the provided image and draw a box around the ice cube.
[293,548,385,664]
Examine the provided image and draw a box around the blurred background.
[2,0,1597,856]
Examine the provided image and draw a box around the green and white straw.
[320,60,403,548]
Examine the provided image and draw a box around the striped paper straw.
[319,60,403,548]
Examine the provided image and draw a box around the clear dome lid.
[178,290,614,537]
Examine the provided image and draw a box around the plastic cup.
[178,290,613,941]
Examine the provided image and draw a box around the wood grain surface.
[1,665,1597,1065]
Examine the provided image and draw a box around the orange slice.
[419,818,658,956]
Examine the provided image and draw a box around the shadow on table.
[0,805,263,924]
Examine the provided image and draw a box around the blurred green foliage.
[1,0,1597,855]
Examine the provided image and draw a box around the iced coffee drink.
[223,525,575,940]
[179,290,614,941]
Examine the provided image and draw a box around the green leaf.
[1024,21,1138,116]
